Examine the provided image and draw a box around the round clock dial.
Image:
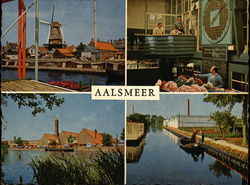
[203,0,229,43]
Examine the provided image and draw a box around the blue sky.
[2,0,125,46]
[2,94,125,140]
[127,94,244,118]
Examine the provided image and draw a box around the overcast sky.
[127,94,244,118]
[2,94,125,140]
[2,0,125,46]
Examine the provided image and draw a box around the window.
[231,72,248,91]
[127,60,159,70]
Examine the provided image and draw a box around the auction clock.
[201,0,234,44]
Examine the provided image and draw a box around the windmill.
[40,5,66,49]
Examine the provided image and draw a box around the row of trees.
[127,113,165,133]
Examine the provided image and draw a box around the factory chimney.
[187,99,190,116]
[131,105,135,114]
[54,118,59,137]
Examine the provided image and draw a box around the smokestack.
[131,105,135,114]
[55,118,59,137]
[187,99,190,116]
[94,129,97,138]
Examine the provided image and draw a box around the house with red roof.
[88,40,118,60]
[76,129,103,146]
[2,42,18,60]
[27,45,51,58]
[59,131,79,145]
[39,133,59,147]
[53,46,76,58]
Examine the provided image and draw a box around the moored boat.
[45,147,74,152]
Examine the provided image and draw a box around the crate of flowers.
[48,81,90,91]
[155,75,238,92]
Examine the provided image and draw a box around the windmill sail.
[41,5,66,49]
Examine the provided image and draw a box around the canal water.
[127,129,247,185]
[2,150,93,184]
[1,69,124,85]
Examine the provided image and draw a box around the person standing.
[191,130,198,143]
[153,23,164,35]
[175,16,185,34]
[201,130,205,143]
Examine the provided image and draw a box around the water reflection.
[127,139,145,163]
[127,129,246,185]
[209,160,232,178]
[164,129,248,183]
[162,129,179,144]
[1,150,99,184]
[1,69,124,85]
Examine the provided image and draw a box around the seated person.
[170,25,182,35]
[195,66,223,88]
[153,23,164,35]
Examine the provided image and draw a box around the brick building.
[76,129,103,146]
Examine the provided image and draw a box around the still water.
[2,150,93,184]
[127,129,247,185]
[1,69,123,85]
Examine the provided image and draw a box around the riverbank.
[164,126,248,160]
[9,148,45,151]
[76,145,124,152]
[8,146,124,152]
[2,58,125,75]
[2,65,106,74]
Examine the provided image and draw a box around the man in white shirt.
[170,25,182,35]
[153,23,164,35]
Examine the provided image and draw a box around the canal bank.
[1,69,124,91]
[164,126,248,155]
[2,65,106,74]
[8,145,123,152]
[164,126,248,181]
[127,129,247,185]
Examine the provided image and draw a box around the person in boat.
[170,25,182,35]
[195,66,223,88]
[190,130,198,143]
[153,23,164,35]
[175,16,185,34]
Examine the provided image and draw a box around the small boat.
[179,138,192,145]
[45,147,73,152]
[180,143,202,156]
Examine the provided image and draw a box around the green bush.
[205,132,242,138]
[29,148,124,185]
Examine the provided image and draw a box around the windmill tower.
[40,6,66,50]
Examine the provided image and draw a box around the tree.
[203,94,248,144]
[73,42,86,59]
[210,111,237,135]
[1,94,65,118]
[15,137,23,146]
[67,136,75,143]
[102,134,112,146]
